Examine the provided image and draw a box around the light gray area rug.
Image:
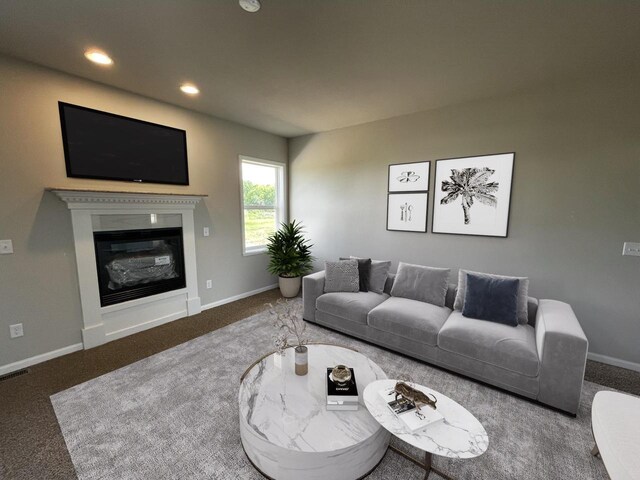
[51,305,610,480]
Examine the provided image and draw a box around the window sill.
[243,247,267,257]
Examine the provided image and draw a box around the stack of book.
[379,387,443,432]
[326,367,358,411]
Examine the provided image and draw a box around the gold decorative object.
[393,381,437,412]
[331,364,352,384]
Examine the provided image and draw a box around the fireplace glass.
[94,227,186,306]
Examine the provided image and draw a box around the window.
[240,156,286,255]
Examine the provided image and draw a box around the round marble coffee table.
[363,379,489,479]
[239,344,390,480]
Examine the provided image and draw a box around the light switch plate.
[0,239,13,254]
[206,280,212,289]
[622,242,640,257]
[203,227,210,237]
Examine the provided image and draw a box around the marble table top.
[363,379,489,459]
[239,344,388,453]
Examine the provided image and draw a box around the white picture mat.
[432,153,514,237]
[387,193,428,232]
[388,162,430,192]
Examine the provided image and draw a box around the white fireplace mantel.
[50,188,207,349]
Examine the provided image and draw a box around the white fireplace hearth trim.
[0,283,279,376]
[51,189,205,350]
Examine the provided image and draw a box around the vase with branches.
[269,299,309,375]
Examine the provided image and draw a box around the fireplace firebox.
[94,228,186,307]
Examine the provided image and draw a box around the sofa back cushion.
[390,262,450,307]
[324,260,359,293]
[454,269,530,325]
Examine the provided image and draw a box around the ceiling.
[1,0,639,138]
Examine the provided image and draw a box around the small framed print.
[388,161,430,192]
[387,193,428,232]
[432,152,514,237]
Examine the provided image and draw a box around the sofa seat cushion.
[316,292,389,325]
[438,311,540,377]
[367,297,451,346]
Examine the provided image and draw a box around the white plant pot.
[279,276,301,298]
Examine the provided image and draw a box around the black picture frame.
[386,192,429,233]
[431,152,515,238]
[388,161,430,193]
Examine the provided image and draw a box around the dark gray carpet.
[51,302,610,480]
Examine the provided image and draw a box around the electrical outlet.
[206,280,212,289]
[10,323,23,338]
[622,242,640,257]
[203,227,210,237]
[0,239,13,254]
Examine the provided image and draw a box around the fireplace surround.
[51,189,206,349]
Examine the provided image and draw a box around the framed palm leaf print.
[432,153,514,237]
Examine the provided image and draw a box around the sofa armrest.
[535,299,588,414]
[303,271,326,322]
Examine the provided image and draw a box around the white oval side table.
[364,379,489,479]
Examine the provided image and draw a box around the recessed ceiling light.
[84,49,113,66]
[180,83,200,95]
[239,0,260,13]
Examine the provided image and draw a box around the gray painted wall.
[0,56,286,368]
[290,72,640,366]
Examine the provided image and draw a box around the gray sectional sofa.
[303,270,589,415]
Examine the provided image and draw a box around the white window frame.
[239,155,287,256]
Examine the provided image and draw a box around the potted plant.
[266,220,314,297]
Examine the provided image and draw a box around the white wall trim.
[50,189,204,349]
[1,284,277,377]
[588,352,640,373]
[0,343,83,377]
[3,312,636,378]
[105,310,187,342]
[201,283,278,311]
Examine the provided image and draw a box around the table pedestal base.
[389,445,455,480]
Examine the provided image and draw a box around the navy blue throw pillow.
[462,273,519,327]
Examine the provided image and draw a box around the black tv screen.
[59,102,189,185]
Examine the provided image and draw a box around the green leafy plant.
[266,220,314,278]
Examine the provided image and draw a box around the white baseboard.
[588,352,640,373]
[201,283,278,311]
[0,343,83,377]
[0,284,278,377]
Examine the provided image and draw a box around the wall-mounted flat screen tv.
[59,102,189,185]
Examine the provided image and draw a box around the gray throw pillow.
[324,260,360,293]
[339,257,371,292]
[390,262,450,307]
[462,273,519,327]
[454,269,530,325]
[351,257,391,294]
